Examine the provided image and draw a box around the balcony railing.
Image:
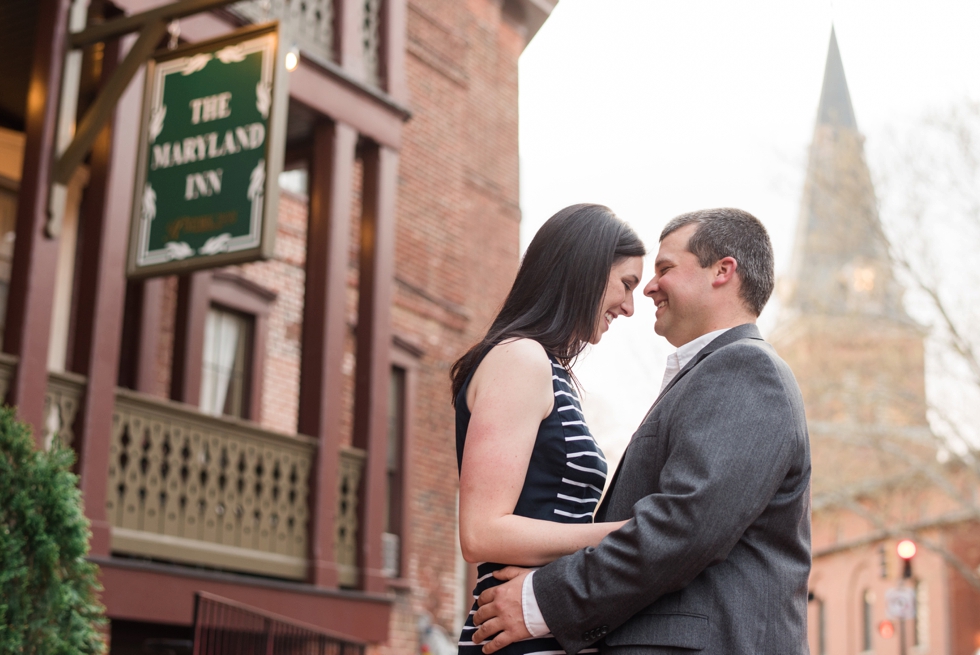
[0,356,84,450]
[230,0,383,86]
[336,445,365,587]
[1,357,368,586]
[44,370,85,449]
[106,388,317,579]
[0,352,16,407]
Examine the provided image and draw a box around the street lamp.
[894,539,917,655]
[897,539,916,579]
[285,46,300,72]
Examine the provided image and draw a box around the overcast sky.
[516,0,980,465]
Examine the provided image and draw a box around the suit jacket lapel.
[647,323,762,415]
[597,323,763,520]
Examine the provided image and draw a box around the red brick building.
[771,29,980,654]
[0,0,552,651]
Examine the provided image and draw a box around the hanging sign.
[128,22,287,277]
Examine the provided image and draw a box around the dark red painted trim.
[389,344,418,581]
[94,556,392,643]
[300,121,359,588]
[171,272,211,405]
[352,144,398,593]
[2,0,73,441]
[382,0,408,102]
[135,277,165,394]
[71,36,144,557]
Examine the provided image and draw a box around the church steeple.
[816,28,857,130]
[782,27,908,322]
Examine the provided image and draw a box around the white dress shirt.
[521,327,734,637]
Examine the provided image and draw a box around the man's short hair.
[660,208,775,316]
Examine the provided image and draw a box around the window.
[382,365,406,577]
[382,341,420,580]
[0,127,25,347]
[0,183,16,344]
[200,306,253,418]
[818,598,826,655]
[914,580,929,647]
[862,589,874,652]
[165,271,274,422]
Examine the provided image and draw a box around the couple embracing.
[452,205,811,655]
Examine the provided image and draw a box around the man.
[472,208,811,654]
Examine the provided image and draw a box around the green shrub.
[0,407,107,654]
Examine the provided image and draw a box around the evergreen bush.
[0,407,107,654]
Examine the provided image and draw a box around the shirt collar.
[659,327,732,394]
[674,327,731,371]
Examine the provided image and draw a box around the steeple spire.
[816,27,857,130]
[782,27,909,322]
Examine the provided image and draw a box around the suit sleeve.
[532,344,801,654]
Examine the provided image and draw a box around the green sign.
[128,23,287,277]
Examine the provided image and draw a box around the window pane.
[383,366,407,577]
[200,306,252,418]
[862,589,874,651]
[914,580,928,647]
[0,187,18,347]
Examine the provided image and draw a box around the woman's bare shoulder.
[470,338,552,393]
[485,338,551,370]
[468,337,553,418]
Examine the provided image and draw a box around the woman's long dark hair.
[451,203,646,405]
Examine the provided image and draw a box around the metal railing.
[193,592,366,655]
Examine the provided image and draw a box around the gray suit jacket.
[534,324,811,654]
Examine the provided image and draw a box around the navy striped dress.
[455,348,607,655]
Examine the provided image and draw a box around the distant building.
[0,0,552,652]
[772,28,980,655]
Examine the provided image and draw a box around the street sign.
[128,22,287,277]
[886,587,916,619]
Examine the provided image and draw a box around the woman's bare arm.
[458,339,627,566]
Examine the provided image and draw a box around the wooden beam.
[51,19,168,188]
[3,0,73,440]
[299,120,358,588]
[352,143,398,593]
[70,0,240,48]
[171,272,211,406]
[71,35,144,557]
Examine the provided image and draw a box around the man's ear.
[712,257,738,287]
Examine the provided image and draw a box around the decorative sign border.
[127,23,288,278]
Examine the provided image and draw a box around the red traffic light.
[897,539,917,560]
[879,620,895,639]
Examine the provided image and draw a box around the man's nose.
[643,277,658,297]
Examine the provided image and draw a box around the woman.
[452,204,645,655]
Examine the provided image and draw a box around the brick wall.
[144,2,527,652]
[948,523,980,655]
[384,1,524,649]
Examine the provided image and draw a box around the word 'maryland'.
[151,122,265,170]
